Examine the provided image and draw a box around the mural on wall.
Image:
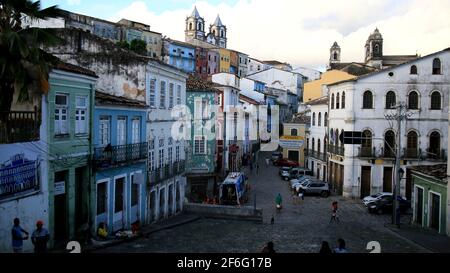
[0,153,40,202]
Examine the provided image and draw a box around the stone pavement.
[96,152,431,253]
[387,225,450,253]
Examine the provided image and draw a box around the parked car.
[273,158,299,167]
[292,179,311,192]
[271,152,283,161]
[362,192,393,206]
[282,168,302,181]
[367,195,410,214]
[298,181,330,197]
[290,176,309,188]
[279,166,292,176]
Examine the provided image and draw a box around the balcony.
[328,145,344,156]
[94,142,147,169]
[404,148,419,159]
[0,107,40,144]
[149,160,185,185]
[424,148,447,162]
[307,149,327,161]
[358,147,376,158]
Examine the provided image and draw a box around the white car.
[362,192,393,206]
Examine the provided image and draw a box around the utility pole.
[385,102,413,226]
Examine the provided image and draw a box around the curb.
[383,225,434,253]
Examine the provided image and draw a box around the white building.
[212,73,243,172]
[327,48,450,199]
[293,67,322,82]
[239,78,266,104]
[305,96,329,181]
[146,60,188,222]
[247,58,266,75]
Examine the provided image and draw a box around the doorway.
[383,167,393,193]
[415,187,424,225]
[149,190,157,222]
[130,173,140,224]
[360,166,371,198]
[159,188,166,220]
[176,182,181,213]
[288,150,299,162]
[113,176,126,231]
[54,171,68,244]
[429,192,441,232]
[168,184,174,216]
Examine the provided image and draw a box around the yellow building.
[303,70,356,102]
[281,112,310,168]
[219,48,231,73]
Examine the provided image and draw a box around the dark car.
[367,195,411,214]
[273,158,299,167]
[271,152,283,162]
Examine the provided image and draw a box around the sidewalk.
[386,224,450,253]
[77,213,201,253]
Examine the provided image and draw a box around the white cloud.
[111,0,450,69]
[67,0,81,6]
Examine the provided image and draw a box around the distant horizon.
[41,0,450,70]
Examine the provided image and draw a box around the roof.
[288,111,311,124]
[191,6,201,18]
[213,15,223,26]
[329,62,376,76]
[54,60,98,78]
[381,55,418,67]
[239,94,261,105]
[263,60,290,66]
[186,75,218,92]
[305,96,328,106]
[95,91,148,108]
[410,164,447,181]
[164,38,196,49]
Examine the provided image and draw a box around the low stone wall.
[184,203,263,222]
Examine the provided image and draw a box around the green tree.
[130,39,147,56]
[116,40,130,50]
[0,0,63,113]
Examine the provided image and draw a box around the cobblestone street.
[99,153,428,253]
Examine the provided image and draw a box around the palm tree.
[0,0,64,114]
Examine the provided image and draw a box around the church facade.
[185,7,228,49]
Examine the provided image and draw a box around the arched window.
[318,139,321,154]
[312,112,316,126]
[407,131,419,158]
[318,113,322,126]
[333,52,338,60]
[220,30,224,38]
[429,131,441,159]
[385,91,396,109]
[408,91,419,109]
[410,65,417,75]
[189,23,193,30]
[336,93,340,109]
[334,129,339,146]
[324,137,327,154]
[384,130,395,157]
[374,44,380,54]
[433,58,441,75]
[361,130,372,157]
[341,92,346,109]
[291,129,298,136]
[431,91,441,110]
[363,91,373,109]
[312,138,315,152]
[340,129,344,146]
[331,94,335,109]
[324,112,328,126]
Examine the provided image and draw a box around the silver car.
[299,181,330,197]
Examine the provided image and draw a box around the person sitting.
[97,222,109,240]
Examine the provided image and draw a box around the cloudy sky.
[42,0,450,70]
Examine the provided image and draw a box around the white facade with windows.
[306,98,328,181]
[146,61,188,222]
[327,48,450,199]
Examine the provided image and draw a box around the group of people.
[11,218,49,253]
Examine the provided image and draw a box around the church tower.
[330,41,341,65]
[209,15,227,48]
[365,28,383,67]
[185,6,206,42]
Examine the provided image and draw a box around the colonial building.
[305,96,329,181]
[0,61,97,252]
[327,48,450,199]
[92,91,148,234]
[146,60,188,222]
[247,58,266,75]
[282,112,310,168]
[329,28,418,70]
[162,39,196,74]
[304,70,358,103]
[185,7,227,49]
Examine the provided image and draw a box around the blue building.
[163,39,196,73]
[92,91,148,233]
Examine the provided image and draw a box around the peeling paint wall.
[45,29,149,102]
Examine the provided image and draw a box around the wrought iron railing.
[328,145,344,156]
[308,149,327,161]
[0,107,40,144]
[149,160,185,184]
[94,142,147,168]
[358,147,376,158]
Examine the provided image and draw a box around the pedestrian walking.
[11,218,29,253]
[333,238,349,253]
[319,241,332,254]
[299,190,304,201]
[329,201,340,223]
[275,193,283,210]
[265,158,270,166]
[31,220,50,253]
[292,193,299,205]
